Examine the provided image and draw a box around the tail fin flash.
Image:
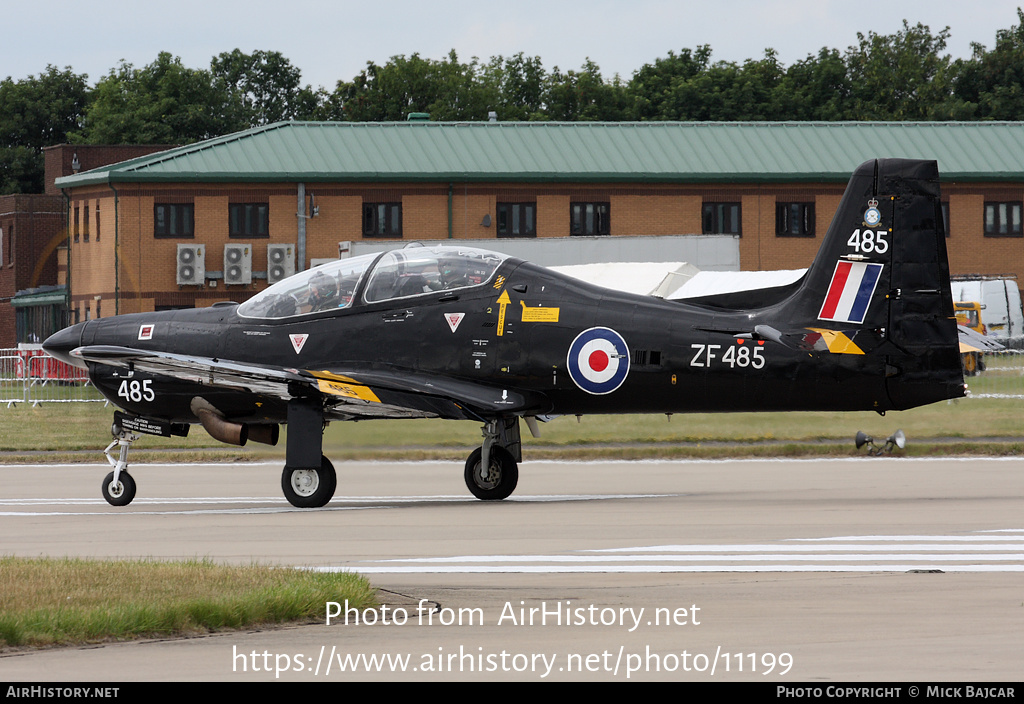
[817,260,884,325]
[791,158,963,408]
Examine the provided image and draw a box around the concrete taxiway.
[0,457,1021,681]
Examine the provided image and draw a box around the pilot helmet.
[308,271,336,306]
[439,256,468,285]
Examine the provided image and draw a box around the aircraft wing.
[749,324,871,355]
[70,345,549,421]
[758,322,1003,356]
[957,325,1004,353]
[305,367,551,418]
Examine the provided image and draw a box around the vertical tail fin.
[788,158,964,407]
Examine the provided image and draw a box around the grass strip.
[3,440,1024,465]
[0,402,1021,463]
[0,557,374,648]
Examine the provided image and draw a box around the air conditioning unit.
[224,244,252,285]
[176,244,205,285]
[267,244,295,284]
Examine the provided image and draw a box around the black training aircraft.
[44,158,964,507]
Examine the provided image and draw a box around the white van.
[950,275,1024,344]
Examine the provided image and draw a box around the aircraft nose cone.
[43,322,87,368]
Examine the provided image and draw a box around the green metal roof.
[11,286,67,307]
[54,121,1024,188]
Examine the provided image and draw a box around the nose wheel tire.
[464,446,518,501]
[281,455,337,508]
[101,471,136,507]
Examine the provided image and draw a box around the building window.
[229,203,269,238]
[83,204,90,242]
[73,205,79,243]
[154,203,195,238]
[703,202,741,235]
[363,202,402,238]
[984,202,1021,237]
[96,203,101,242]
[570,202,610,236]
[496,203,536,238]
[941,202,950,238]
[776,202,814,237]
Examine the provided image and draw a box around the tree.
[0,65,89,193]
[544,59,629,121]
[626,48,789,121]
[695,50,786,121]
[326,51,494,122]
[79,53,245,144]
[424,51,491,120]
[627,46,712,120]
[842,21,953,120]
[776,48,852,120]
[211,49,323,125]
[479,53,548,121]
[0,146,44,194]
[950,8,1024,120]
[327,53,439,121]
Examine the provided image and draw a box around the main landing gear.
[464,446,518,500]
[463,418,522,501]
[281,456,337,508]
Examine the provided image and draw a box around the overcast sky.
[6,0,1023,89]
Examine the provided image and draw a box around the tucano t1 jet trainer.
[44,158,965,507]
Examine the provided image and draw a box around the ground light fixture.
[855,429,907,456]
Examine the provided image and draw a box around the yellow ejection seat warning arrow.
[496,290,511,336]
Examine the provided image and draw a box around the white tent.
[550,262,700,297]
[668,269,807,300]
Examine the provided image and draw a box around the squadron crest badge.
[863,198,882,227]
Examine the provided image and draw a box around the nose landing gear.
[101,423,138,506]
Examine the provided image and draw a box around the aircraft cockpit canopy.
[362,246,508,303]
[237,246,510,319]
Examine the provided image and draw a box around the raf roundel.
[567,327,630,395]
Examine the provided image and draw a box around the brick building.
[0,194,64,343]
[43,144,177,196]
[0,145,179,346]
[51,121,1024,321]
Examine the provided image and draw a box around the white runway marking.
[0,506,384,516]
[322,532,1024,574]
[0,493,667,516]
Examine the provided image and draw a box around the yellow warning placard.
[520,300,560,322]
[316,379,381,402]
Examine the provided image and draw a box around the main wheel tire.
[281,455,336,508]
[464,446,518,501]
[101,471,136,507]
